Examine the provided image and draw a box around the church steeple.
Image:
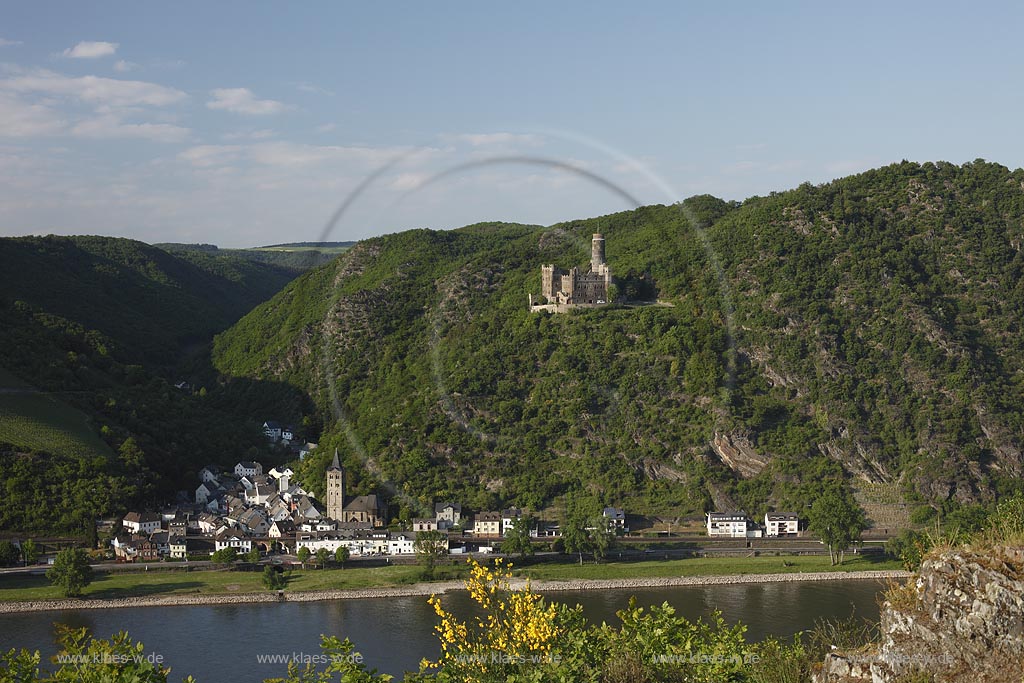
[325,448,345,521]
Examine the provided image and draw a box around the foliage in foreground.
[0,625,195,683]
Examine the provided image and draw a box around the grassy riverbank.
[514,554,901,581]
[0,554,900,603]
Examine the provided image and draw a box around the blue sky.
[1,2,1022,247]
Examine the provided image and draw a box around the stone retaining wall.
[0,570,910,614]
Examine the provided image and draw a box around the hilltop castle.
[531,233,612,311]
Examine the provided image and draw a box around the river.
[0,579,885,681]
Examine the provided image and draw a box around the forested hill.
[212,160,1024,521]
[0,236,303,533]
[0,235,297,367]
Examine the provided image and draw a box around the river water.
[0,580,885,681]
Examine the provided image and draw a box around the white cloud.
[207,88,288,115]
[442,132,543,147]
[113,60,138,72]
[177,144,243,168]
[315,122,337,133]
[0,93,65,137]
[222,128,275,141]
[151,59,186,69]
[390,172,428,190]
[0,68,187,108]
[295,82,334,96]
[178,141,414,169]
[62,41,119,59]
[71,114,189,143]
[0,38,23,47]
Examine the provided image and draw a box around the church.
[325,449,387,527]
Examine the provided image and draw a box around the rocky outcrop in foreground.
[816,546,1024,683]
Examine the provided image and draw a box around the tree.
[414,530,448,576]
[588,514,615,563]
[315,547,330,569]
[262,566,287,590]
[809,488,866,565]
[21,538,38,565]
[502,517,535,559]
[562,510,591,566]
[334,546,350,568]
[46,548,94,597]
[0,540,19,567]
[210,547,238,565]
[297,547,311,569]
[563,494,605,565]
[245,548,261,564]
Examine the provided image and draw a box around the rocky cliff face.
[816,546,1024,683]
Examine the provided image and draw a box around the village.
[107,421,805,563]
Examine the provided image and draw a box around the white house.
[764,512,800,537]
[387,531,420,556]
[234,461,263,479]
[706,512,753,538]
[501,508,525,536]
[198,466,222,484]
[168,535,188,559]
[298,443,318,461]
[268,466,293,492]
[195,482,223,505]
[281,484,309,504]
[281,426,296,442]
[122,512,162,535]
[472,512,502,538]
[196,512,221,534]
[215,529,252,553]
[268,519,295,538]
[263,421,282,441]
[245,482,276,507]
[603,507,627,533]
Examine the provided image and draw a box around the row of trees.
[0,539,38,567]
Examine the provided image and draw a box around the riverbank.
[0,567,910,614]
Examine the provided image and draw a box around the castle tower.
[591,233,606,272]
[325,448,345,521]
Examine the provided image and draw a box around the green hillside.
[0,367,113,463]
[212,161,1024,520]
[157,241,354,274]
[0,235,297,367]
[0,237,308,533]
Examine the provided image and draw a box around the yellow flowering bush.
[420,558,568,682]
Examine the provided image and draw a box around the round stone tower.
[591,233,606,271]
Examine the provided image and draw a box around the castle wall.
[535,233,612,311]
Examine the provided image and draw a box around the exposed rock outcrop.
[710,432,769,478]
[815,546,1024,683]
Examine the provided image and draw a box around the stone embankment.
[0,570,909,615]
